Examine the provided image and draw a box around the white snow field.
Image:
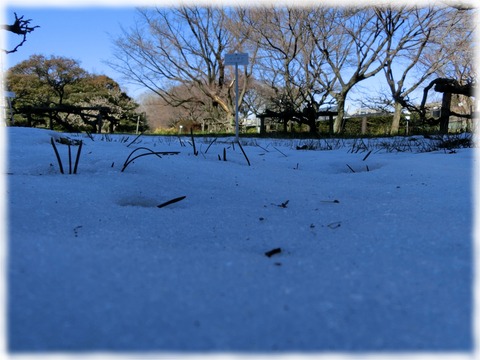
[6,127,474,354]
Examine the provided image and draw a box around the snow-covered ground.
[5,127,474,355]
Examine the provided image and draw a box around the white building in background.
[241,115,262,133]
[350,108,384,117]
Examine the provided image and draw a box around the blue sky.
[4,6,146,98]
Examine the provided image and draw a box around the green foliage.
[344,115,393,136]
[6,54,140,133]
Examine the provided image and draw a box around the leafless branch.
[2,12,39,54]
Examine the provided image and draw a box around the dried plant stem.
[68,144,72,174]
[205,138,217,154]
[50,138,64,174]
[362,150,372,161]
[272,146,287,157]
[73,140,83,174]
[346,164,356,173]
[191,129,198,156]
[121,147,179,172]
[126,132,143,147]
[237,141,250,166]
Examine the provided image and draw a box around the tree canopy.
[6,54,141,133]
[109,7,255,132]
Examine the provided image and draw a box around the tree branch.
[2,12,39,54]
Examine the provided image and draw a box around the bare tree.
[240,7,332,134]
[427,6,476,86]
[241,7,305,131]
[140,91,192,130]
[308,7,391,133]
[374,6,457,134]
[139,84,217,131]
[108,6,255,131]
[404,5,476,133]
[2,12,39,54]
[109,5,475,135]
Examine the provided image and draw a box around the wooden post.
[234,62,239,142]
[49,111,53,130]
[361,116,367,135]
[97,112,103,134]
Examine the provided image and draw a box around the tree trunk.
[390,102,403,135]
[439,92,452,134]
[333,97,346,134]
[49,111,53,130]
[307,118,317,135]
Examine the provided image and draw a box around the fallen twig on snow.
[272,200,289,208]
[272,146,287,157]
[265,248,282,257]
[327,221,341,229]
[256,143,269,152]
[157,196,187,208]
[346,164,356,173]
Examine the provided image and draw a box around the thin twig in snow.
[205,138,217,154]
[272,146,287,157]
[157,196,187,208]
[237,141,251,166]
